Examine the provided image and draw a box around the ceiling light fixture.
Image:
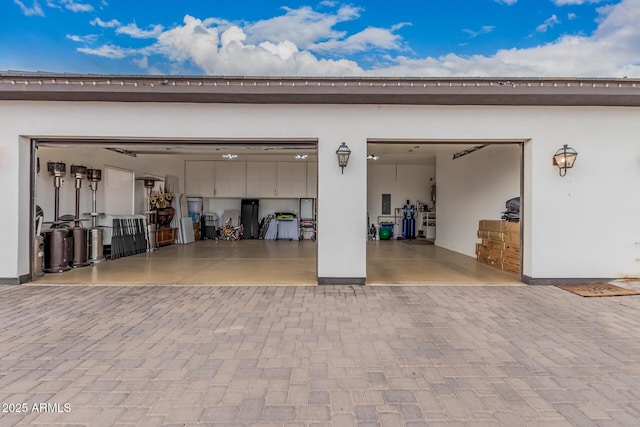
[222,154,238,159]
[367,155,379,160]
[295,154,308,159]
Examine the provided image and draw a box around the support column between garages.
[317,136,367,285]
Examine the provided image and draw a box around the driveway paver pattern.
[0,284,639,426]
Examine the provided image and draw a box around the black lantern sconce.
[552,144,578,177]
[336,142,351,174]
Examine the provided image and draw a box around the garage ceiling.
[37,139,523,165]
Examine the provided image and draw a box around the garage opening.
[31,138,318,286]
[366,140,524,285]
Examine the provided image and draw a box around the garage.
[32,139,319,285]
[366,141,523,285]
[31,136,522,286]
[3,74,640,286]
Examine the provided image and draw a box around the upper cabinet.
[214,161,246,197]
[185,160,314,199]
[246,162,277,198]
[276,162,307,198]
[184,161,215,197]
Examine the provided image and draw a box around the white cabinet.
[214,161,246,197]
[185,160,314,199]
[276,162,306,198]
[185,160,215,197]
[246,162,277,197]
[306,162,317,198]
[425,212,436,239]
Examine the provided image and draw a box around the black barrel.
[71,227,90,267]
[43,228,72,273]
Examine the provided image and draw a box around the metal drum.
[33,235,44,277]
[43,228,72,273]
[71,227,90,267]
[147,223,157,251]
[88,227,105,263]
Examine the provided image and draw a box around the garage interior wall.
[367,164,436,235]
[36,147,311,225]
[36,147,186,224]
[436,144,521,258]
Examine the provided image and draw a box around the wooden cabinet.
[276,162,306,198]
[156,227,178,246]
[214,161,246,197]
[246,162,277,197]
[185,161,215,197]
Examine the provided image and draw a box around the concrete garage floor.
[30,239,520,286]
[367,240,520,286]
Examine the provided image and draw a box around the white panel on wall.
[104,166,134,215]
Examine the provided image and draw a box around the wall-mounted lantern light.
[552,144,578,177]
[336,142,351,174]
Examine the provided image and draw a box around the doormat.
[556,283,639,297]
[402,239,434,245]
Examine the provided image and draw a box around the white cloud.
[495,0,518,5]
[536,14,560,33]
[246,5,361,50]
[568,13,577,20]
[14,0,44,16]
[44,0,93,12]
[77,44,130,59]
[310,26,404,53]
[149,16,363,76]
[60,0,93,12]
[90,17,120,28]
[463,25,496,38]
[552,0,607,5]
[66,33,97,43]
[116,23,164,39]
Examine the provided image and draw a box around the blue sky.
[3,0,639,77]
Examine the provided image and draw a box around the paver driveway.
[1,284,639,426]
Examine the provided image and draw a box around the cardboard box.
[481,239,521,251]
[503,249,520,263]
[478,220,503,232]
[478,220,520,234]
[477,230,519,243]
[503,221,520,233]
[501,263,520,274]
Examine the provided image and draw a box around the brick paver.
[0,284,639,425]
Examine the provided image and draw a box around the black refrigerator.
[240,199,259,239]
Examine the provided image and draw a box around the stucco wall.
[436,144,521,257]
[2,100,640,281]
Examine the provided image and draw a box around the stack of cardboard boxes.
[476,220,520,274]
